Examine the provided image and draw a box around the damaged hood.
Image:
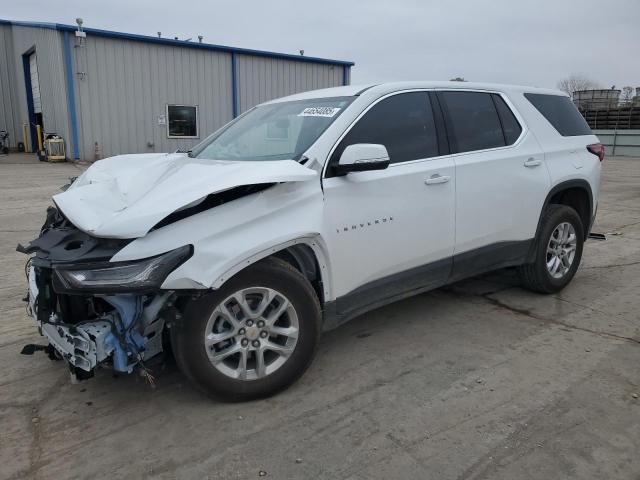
[53,153,317,238]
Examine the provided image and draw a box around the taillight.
[587,143,605,162]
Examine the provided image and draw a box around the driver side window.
[329,92,439,173]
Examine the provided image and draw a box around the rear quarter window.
[492,94,522,145]
[524,93,592,137]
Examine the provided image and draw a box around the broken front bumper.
[40,317,114,372]
[27,265,117,373]
[18,207,188,380]
[26,265,171,377]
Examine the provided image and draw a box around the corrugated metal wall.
[73,36,346,159]
[236,54,346,114]
[0,22,350,160]
[0,24,20,148]
[72,35,234,159]
[9,25,71,151]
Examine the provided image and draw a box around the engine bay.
[17,206,186,382]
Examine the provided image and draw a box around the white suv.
[20,82,603,400]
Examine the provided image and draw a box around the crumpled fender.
[53,153,317,239]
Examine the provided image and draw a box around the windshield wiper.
[176,149,193,157]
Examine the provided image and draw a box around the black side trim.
[329,257,452,327]
[323,240,532,331]
[450,240,532,283]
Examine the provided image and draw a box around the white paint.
[54,152,317,238]
[54,81,602,301]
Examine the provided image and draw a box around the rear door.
[436,90,550,277]
[322,91,455,314]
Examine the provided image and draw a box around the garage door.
[29,52,42,114]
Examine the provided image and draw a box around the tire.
[518,204,584,294]
[171,257,321,401]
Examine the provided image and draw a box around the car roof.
[263,81,567,105]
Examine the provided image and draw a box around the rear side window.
[438,91,505,153]
[331,92,439,166]
[524,93,592,136]
[492,94,522,145]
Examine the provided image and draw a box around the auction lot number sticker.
[298,107,341,117]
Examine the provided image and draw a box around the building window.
[167,105,198,138]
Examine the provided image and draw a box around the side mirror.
[333,143,390,176]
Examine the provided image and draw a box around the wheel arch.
[546,180,593,237]
[211,236,332,305]
[527,179,593,262]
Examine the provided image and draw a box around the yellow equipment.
[44,134,66,162]
[36,124,43,151]
[22,123,30,153]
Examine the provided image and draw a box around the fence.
[594,130,640,157]
[580,107,640,130]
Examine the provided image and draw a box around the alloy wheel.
[203,287,299,380]
[546,222,577,279]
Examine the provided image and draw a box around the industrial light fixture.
[75,17,86,38]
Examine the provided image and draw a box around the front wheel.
[518,204,584,294]
[171,258,321,401]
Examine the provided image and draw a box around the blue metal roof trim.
[62,31,80,159]
[0,19,355,67]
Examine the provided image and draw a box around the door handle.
[524,157,542,167]
[425,174,451,185]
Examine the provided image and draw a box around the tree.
[557,75,601,97]
[621,86,634,104]
[449,77,466,82]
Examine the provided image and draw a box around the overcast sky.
[4,0,639,89]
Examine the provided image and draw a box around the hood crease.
[54,153,317,238]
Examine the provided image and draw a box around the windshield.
[191,96,353,161]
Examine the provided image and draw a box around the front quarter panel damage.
[18,158,328,383]
[111,180,332,298]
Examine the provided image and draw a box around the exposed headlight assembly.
[54,245,192,293]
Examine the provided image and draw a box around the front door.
[322,91,456,317]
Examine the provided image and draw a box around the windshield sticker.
[298,107,341,117]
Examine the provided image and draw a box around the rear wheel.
[518,204,584,293]
[172,257,321,401]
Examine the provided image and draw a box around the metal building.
[0,19,354,160]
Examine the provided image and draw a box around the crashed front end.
[18,206,191,381]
